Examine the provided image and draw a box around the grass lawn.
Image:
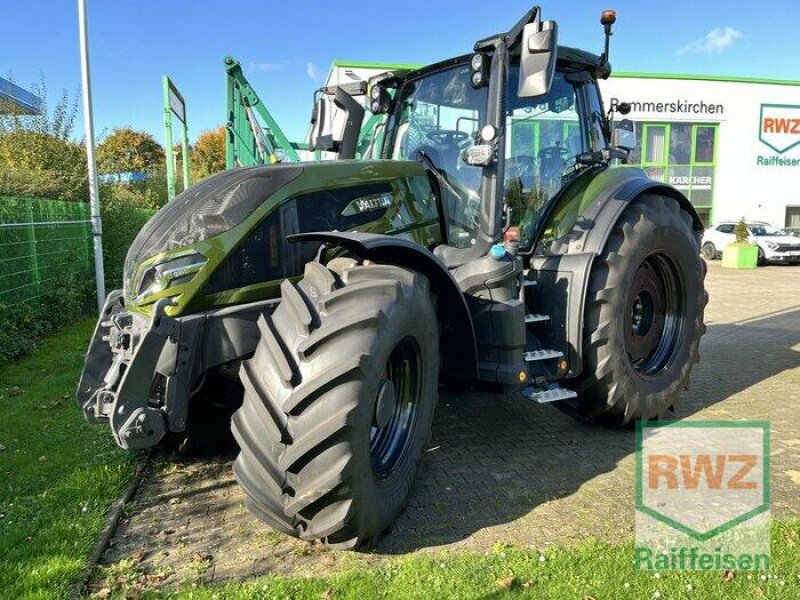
[0,318,136,599]
[124,521,798,599]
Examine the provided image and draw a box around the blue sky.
[3,0,799,143]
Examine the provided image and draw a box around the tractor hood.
[124,165,303,291]
[122,160,434,317]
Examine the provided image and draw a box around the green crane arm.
[224,56,300,166]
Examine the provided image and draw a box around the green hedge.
[100,195,155,290]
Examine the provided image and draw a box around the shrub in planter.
[722,218,758,270]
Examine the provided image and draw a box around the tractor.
[77,6,707,549]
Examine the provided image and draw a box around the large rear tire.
[567,195,707,426]
[231,260,439,548]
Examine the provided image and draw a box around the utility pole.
[77,0,106,313]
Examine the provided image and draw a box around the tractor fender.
[287,231,479,381]
[562,172,704,257]
[532,169,703,379]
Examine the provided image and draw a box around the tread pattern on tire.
[232,259,437,548]
[569,195,708,426]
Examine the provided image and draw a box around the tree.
[191,126,226,180]
[96,127,165,174]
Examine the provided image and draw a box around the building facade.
[600,73,800,228]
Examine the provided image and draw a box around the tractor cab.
[313,7,635,266]
[379,46,614,260]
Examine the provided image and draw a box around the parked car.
[702,222,800,265]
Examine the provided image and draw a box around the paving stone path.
[90,263,800,590]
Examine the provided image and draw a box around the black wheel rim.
[370,337,423,479]
[624,253,685,376]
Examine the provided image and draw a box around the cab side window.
[584,83,607,152]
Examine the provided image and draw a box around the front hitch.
[76,295,201,450]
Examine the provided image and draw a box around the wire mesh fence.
[0,196,92,306]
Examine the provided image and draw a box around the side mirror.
[612,119,636,151]
[518,15,558,98]
[308,95,328,152]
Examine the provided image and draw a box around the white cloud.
[248,61,285,72]
[306,62,321,81]
[677,27,743,56]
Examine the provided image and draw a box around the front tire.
[231,260,439,548]
[567,195,707,426]
[757,247,767,266]
[701,242,717,261]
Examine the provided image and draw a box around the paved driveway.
[94,263,800,587]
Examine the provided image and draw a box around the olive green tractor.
[78,7,706,549]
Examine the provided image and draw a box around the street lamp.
[77,0,106,314]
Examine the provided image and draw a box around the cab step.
[525,313,550,324]
[524,349,562,362]
[521,384,578,404]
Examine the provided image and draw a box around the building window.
[694,126,716,164]
[786,207,800,228]
[632,121,718,226]
[644,125,668,164]
[669,124,692,165]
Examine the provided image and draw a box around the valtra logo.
[759,104,800,154]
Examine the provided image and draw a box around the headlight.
[765,241,779,250]
[134,252,208,304]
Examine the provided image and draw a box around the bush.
[100,190,155,289]
[734,218,751,245]
[0,131,88,201]
[0,262,94,366]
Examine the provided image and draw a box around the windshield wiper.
[416,150,467,204]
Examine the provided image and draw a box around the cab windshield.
[385,59,594,249]
[385,63,487,248]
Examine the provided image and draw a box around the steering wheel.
[426,129,472,148]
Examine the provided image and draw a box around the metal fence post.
[25,198,40,296]
[77,0,106,314]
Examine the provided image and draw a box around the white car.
[702,222,800,265]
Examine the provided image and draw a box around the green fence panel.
[0,196,92,306]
